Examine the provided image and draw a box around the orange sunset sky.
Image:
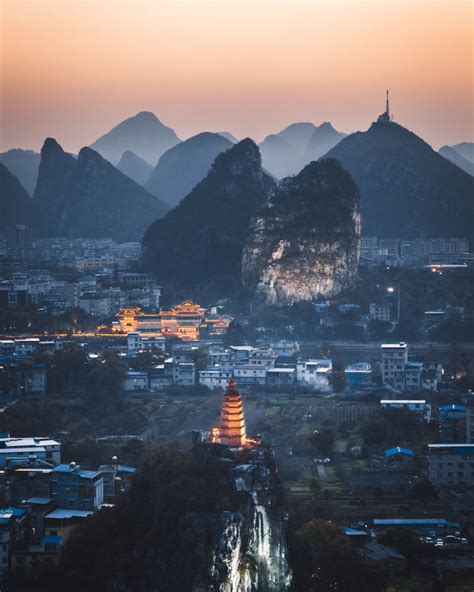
[1,0,473,153]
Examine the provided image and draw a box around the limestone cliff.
[242,158,360,306]
[186,442,291,592]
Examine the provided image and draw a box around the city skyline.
[1,0,473,153]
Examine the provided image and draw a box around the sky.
[1,0,473,153]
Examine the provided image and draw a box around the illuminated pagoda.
[212,380,248,447]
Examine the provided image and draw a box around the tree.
[410,478,437,499]
[223,321,245,347]
[310,427,336,456]
[289,519,388,592]
[189,348,210,371]
[309,478,322,498]
[368,319,392,339]
[328,371,347,392]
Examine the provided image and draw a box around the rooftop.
[384,446,415,457]
[45,508,93,520]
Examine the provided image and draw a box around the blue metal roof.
[25,497,52,505]
[344,527,368,536]
[53,464,101,479]
[384,447,415,457]
[439,404,465,412]
[42,535,63,544]
[0,507,26,523]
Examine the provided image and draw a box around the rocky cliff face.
[242,158,360,306]
[142,138,275,298]
[187,443,291,592]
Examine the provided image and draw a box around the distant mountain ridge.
[0,149,40,195]
[259,121,345,178]
[325,119,474,241]
[89,111,180,166]
[0,163,33,228]
[145,132,233,207]
[438,145,474,176]
[34,138,169,241]
[117,150,154,185]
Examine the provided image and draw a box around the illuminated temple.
[114,300,231,340]
[211,380,259,448]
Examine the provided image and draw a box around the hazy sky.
[1,0,473,152]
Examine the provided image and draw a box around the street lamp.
[387,285,401,322]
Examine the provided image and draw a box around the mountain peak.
[145,132,232,206]
[325,120,474,240]
[212,138,261,177]
[89,112,180,166]
[42,137,65,155]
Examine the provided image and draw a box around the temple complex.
[113,300,232,340]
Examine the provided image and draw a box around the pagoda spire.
[219,380,247,447]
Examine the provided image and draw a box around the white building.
[233,366,267,385]
[296,360,332,389]
[405,362,423,391]
[199,369,233,389]
[0,436,61,467]
[369,303,391,321]
[172,362,196,386]
[381,343,408,391]
[122,371,148,392]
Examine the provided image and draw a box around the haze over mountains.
[89,111,180,166]
[2,109,473,254]
[438,143,474,176]
[325,119,474,241]
[117,151,154,185]
[0,149,40,195]
[33,139,169,241]
[145,132,233,207]
[0,163,33,228]
[259,122,346,179]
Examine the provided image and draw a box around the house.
[122,370,148,392]
[383,446,415,459]
[296,360,332,389]
[421,369,438,392]
[51,463,104,511]
[369,303,391,321]
[439,405,467,443]
[428,444,474,486]
[0,436,61,468]
[233,366,267,386]
[381,343,408,391]
[345,363,373,389]
[172,362,196,386]
[266,368,296,386]
[199,369,233,389]
[43,508,93,541]
[98,463,136,498]
[405,362,423,391]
